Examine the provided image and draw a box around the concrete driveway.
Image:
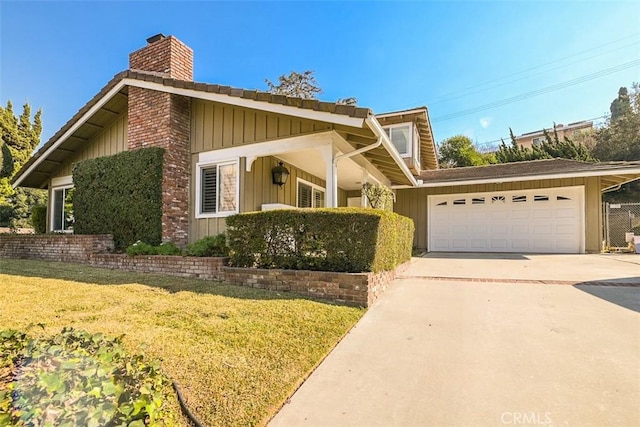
[270,254,640,427]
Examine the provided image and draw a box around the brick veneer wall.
[0,235,114,263]
[127,35,192,247]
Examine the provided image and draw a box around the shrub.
[185,234,229,257]
[73,148,164,250]
[0,327,179,426]
[30,205,47,234]
[226,208,414,273]
[126,241,182,256]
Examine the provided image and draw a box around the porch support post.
[361,168,369,208]
[321,144,338,208]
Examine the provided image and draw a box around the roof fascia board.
[123,79,366,128]
[375,108,426,118]
[399,167,640,189]
[13,80,128,188]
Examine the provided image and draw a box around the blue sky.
[1,1,639,152]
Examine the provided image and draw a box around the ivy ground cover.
[0,258,363,426]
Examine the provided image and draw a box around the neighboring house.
[515,121,594,149]
[12,35,640,254]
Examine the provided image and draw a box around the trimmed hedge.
[72,148,164,250]
[226,208,414,273]
[30,205,47,234]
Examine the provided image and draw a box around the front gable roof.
[14,70,390,188]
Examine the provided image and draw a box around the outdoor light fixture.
[271,162,290,187]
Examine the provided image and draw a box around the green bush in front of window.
[72,148,164,250]
[185,234,229,257]
[30,205,47,234]
[226,208,414,273]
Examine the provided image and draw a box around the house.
[514,120,594,149]
[12,34,640,254]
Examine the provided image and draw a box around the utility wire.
[426,32,640,105]
[428,41,640,106]
[432,59,640,123]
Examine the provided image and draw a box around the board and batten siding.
[190,99,333,153]
[189,155,347,242]
[395,177,602,253]
[51,113,128,179]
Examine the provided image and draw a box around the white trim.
[427,186,586,254]
[195,158,240,219]
[50,183,74,233]
[124,78,366,128]
[391,167,640,189]
[51,175,73,187]
[296,178,325,208]
[12,80,128,188]
[198,131,334,170]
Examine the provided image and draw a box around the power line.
[428,41,639,107]
[432,59,640,123]
[426,32,640,105]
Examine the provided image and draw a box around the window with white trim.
[383,123,416,157]
[51,186,74,232]
[197,160,239,217]
[297,179,325,208]
[531,136,545,146]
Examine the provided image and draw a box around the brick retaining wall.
[0,234,114,262]
[88,254,228,280]
[0,234,404,307]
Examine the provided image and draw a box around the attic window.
[383,123,418,158]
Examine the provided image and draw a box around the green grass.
[0,258,364,426]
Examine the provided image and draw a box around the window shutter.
[218,163,237,212]
[298,183,312,208]
[314,189,324,208]
[201,167,218,213]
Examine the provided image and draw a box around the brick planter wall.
[0,233,407,307]
[0,234,114,262]
[88,254,228,280]
[223,261,410,307]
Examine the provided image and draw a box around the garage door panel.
[429,187,583,254]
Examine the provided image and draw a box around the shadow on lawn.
[573,278,640,313]
[0,258,326,303]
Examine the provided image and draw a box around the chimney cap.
[146,33,167,44]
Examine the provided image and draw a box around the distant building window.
[531,136,545,146]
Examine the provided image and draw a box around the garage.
[428,186,584,253]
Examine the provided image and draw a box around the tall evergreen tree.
[495,125,593,163]
[0,101,46,228]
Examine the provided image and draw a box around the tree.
[592,83,640,162]
[437,135,494,168]
[592,83,640,202]
[0,100,46,228]
[495,125,593,163]
[265,70,357,105]
[265,70,323,99]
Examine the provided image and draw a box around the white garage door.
[428,187,584,253]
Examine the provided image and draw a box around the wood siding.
[189,155,347,242]
[190,99,332,153]
[52,113,128,178]
[395,177,602,253]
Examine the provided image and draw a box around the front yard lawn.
[0,258,364,426]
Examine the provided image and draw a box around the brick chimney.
[127,34,192,247]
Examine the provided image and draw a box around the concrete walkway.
[270,255,640,427]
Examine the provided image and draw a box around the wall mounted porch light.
[271,162,290,187]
